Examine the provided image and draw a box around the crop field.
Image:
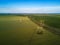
[29,15,60,29]
[0,14,60,45]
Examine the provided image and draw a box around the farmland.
[29,15,60,29]
[0,14,60,45]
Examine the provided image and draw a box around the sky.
[0,0,60,13]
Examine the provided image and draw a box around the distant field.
[0,15,60,45]
[29,15,60,29]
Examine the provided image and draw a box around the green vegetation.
[0,14,60,45]
[29,15,60,29]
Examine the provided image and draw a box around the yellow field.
[0,16,60,45]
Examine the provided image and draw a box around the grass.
[0,15,60,45]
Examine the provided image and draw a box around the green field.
[29,15,60,29]
[0,15,60,45]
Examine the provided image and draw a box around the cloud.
[0,7,60,13]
